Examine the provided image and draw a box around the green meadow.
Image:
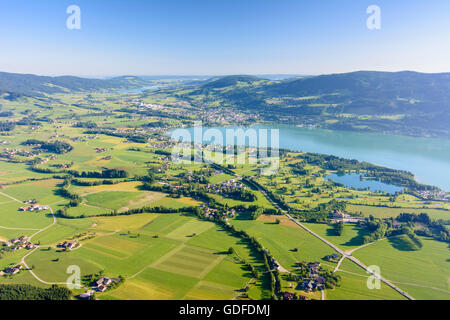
[0,90,448,301]
[347,204,450,221]
[9,213,270,300]
[232,216,339,270]
[302,222,371,251]
[353,236,449,300]
[327,260,407,300]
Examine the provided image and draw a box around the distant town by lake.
[173,124,450,191]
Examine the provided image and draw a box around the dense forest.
[22,139,73,154]
[0,284,71,300]
[0,72,148,97]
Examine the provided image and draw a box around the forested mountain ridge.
[160,71,450,138]
[0,72,148,98]
[1,70,449,137]
[264,71,450,115]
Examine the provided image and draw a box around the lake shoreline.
[167,124,450,191]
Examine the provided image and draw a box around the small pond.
[326,173,404,194]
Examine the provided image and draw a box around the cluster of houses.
[204,179,246,196]
[179,168,222,184]
[202,206,235,220]
[158,155,170,162]
[57,240,79,251]
[1,148,40,159]
[19,200,49,212]
[203,207,219,220]
[416,189,450,202]
[145,141,174,149]
[200,108,259,125]
[72,135,98,142]
[132,100,186,119]
[136,102,166,112]
[218,179,245,189]
[38,155,58,165]
[156,162,171,172]
[95,277,120,292]
[2,235,34,251]
[296,261,327,293]
[330,210,365,224]
[324,253,340,262]
[0,264,23,276]
[95,147,108,153]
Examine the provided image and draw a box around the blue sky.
[0,0,449,76]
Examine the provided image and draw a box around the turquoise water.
[326,173,404,194]
[169,124,450,191]
[118,86,159,93]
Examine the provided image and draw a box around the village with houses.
[1,235,35,252]
[19,199,49,213]
[77,276,123,300]
[0,235,33,278]
[57,240,80,251]
[329,210,366,224]
[0,264,23,277]
[0,73,448,303]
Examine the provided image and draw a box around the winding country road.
[21,247,89,290]
[0,191,56,235]
[0,191,69,287]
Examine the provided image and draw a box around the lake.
[118,86,160,94]
[325,173,404,194]
[169,124,450,191]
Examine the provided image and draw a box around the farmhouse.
[95,277,120,292]
[392,221,402,229]
[331,210,349,220]
[58,240,79,250]
[97,285,107,292]
[282,292,295,300]
[19,203,49,212]
[2,235,34,252]
[324,253,340,262]
[330,210,365,224]
[4,265,23,275]
[203,207,218,219]
[301,280,316,292]
[97,277,113,286]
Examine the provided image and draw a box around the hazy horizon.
[2,69,450,80]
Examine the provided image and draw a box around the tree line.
[0,284,71,300]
